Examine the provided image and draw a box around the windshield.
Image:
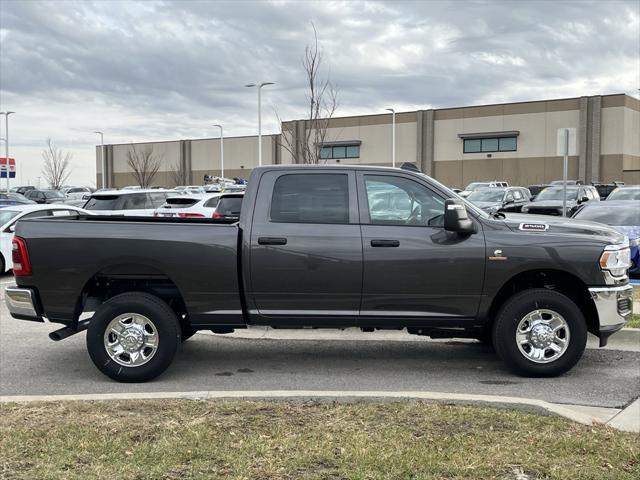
[0,210,20,226]
[44,191,65,199]
[467,189,505,202]
[535,187,579,201]
[574,206,640,225]
[84,195,122,210]
[465,182,489,192]
[607,187,640,201]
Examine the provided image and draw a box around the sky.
[0,0,639,186]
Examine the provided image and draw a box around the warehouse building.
[96,93,639,189]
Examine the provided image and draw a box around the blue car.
[572,201,640,276]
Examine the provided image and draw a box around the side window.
[270,174,349,224]
[512,190,523,200]
[364,175,445,226]
[505,192,515,202]
[149,193,168,208]
[21,210,53,219]
[204,197,220,208]
[123,193,152,210]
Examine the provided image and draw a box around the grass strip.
[1,400,638,479]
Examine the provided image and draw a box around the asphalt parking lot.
[1,273,639,409]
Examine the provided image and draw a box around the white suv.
[83,189,173,216]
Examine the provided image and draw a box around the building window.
[320,143,360,159]
[463,136,517,153]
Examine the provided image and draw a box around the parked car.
[211,193,243,221]
[83,189,172,216]
[520,185,600,216]
[154,194,223,218]
[592,182,625,199]
[527,184,549,199]
[572,201,640,277]
[204,184,223,193]
[606,185,640,201]
[550,180,583,186]
[24,189,67,204]
[62,187,92,200]
[10,186,36,196]
[0,192,36,206]
[0,204,90,272]
[458,181,509,198]
[466,187,531,214]
[6,165,633,383]
[174,185,206,195]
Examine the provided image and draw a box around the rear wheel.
[492,289,587,377]
[86,292,180,382]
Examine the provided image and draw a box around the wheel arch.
[75,263,189,328]
[484,269,598,334]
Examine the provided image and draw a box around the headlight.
[599,243,631,279]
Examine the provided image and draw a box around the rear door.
[357,171,485,322]
[249,170,362,323]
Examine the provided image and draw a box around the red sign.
[0,157,16,178]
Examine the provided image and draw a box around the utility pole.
[386,108,396,168]
[1,111,15,191]
[245,82,274,166]
[213,124,224,179]
[94,131,105,188]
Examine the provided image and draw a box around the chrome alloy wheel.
[516,309,570,364]
[103,313,159,367]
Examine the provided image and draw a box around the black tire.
[492,288,587,377]
[86,292,180,382]
[474,329,493,346]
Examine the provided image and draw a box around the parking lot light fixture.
[386,108,396,168]
[213,124,224,180]
[245,82,274,166]
[94,131,105,188]
[1,111,15,191]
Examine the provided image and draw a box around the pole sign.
[0,157,16,179]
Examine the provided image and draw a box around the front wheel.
[86,292,180,382]
[492,289,587,377]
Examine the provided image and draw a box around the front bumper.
[4,286,44,322]
[588,284,634,346]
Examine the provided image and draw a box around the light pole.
[386,108,396,168]
[1,111,15,191]
[213,124,224,180]
[94,131,105,188]
[245,82,274,166]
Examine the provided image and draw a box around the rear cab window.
[270,174,350,224]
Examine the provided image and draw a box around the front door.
[249,170,362,323]
[357,172,485,322]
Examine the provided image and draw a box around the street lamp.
[0,111,15,191]
[386,108,396,168]
[213,124,224,180]
[94,131,105,188]
[245,82,274,166]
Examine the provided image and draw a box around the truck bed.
[15,215,243,326]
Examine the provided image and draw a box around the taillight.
[12,236,32,276]
[177,212,205,218]
[212,212,221,218]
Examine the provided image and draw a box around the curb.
[1,390,636,432]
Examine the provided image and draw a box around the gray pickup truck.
[5,165,634,382]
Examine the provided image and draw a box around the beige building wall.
[98,94,638,189]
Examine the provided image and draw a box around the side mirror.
[579,196,589,203]
[504,197,514,205]
[444,199,475,234]
[8,225,16,233]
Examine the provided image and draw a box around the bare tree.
[41,138,73,189]
[280,24,339,164]
[126,144,162,188]
[170,158,188,187]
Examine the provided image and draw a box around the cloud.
[0,0,638,185]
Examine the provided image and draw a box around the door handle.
[258,237,288,246]
[371,239,400,247]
